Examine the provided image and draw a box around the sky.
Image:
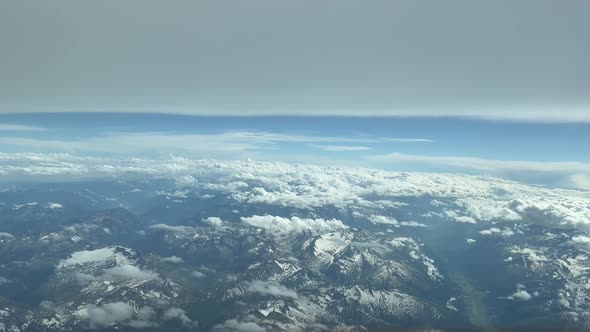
[0,0,588,121]
[0,1,588,188]
[0,113,588,189]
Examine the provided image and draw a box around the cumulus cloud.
[389,237,418,248]
[203,217,223,227]
[47,202,63,209]
[445,210,477,224]
[161,256,184,263]
[81,302,135,327]
[572,235,590,244]
[78,302,159,328]
[479,227,514,237]
[127,306,157,328]
[1,154,589,230]
[241,215,347,235]
[246,280,298,299]
[368,215,399,226]
[466,238,476,244]
[509,290,532,301]
[163,307,196,327]
[214,319,266,332]
[137,306,156,321]
[0,232,14,239]
[175,175,196,188]
[458,199,521,222]
[507,284,535,301]
[191,271,206,278]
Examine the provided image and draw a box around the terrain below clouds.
[0,155,589,331]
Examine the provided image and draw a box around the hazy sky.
[1,0,588,121]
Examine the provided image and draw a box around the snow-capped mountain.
[1,157,589,331]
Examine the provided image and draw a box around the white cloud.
[457,198,521,222]
[572,235,590,244]
[479,227,514,237]
[203,217,223,227]
[368,215,399,226]
[0,131,427,158]
[466,238,476,244]
[137,306,156,322]
[399,221,427,227]
[161,256,184,263]
[0,123,46,131]
[568,173,590,189]
[368,152,590,183]
[1,154,589,230]
[148,224,195,233]
[215,319,266,332]
[381,138,434,143]
[312,145,372,152]
[163,307,196,327]
[47,202,63,209]
[175,175,196,188]
[507,284,535,301]
[241,215,348,235]
[78,302,159,328]
[509,289,532,301]
[367,215,426,228]
[81,302,135,327]
[100,265,158,281]
[444,210,477,224]
[246,280,298,299]
[479,228,499,235]
[191,271,206,278]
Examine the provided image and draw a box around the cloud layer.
[246,280,299,299]
[1,1,588,121]
[1,154,589,230]
[241,215,348,235]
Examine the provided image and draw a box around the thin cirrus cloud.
[0,123,47,131]
[381,138,433,143]
[0,131,430,156]
[312,145,372,152]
